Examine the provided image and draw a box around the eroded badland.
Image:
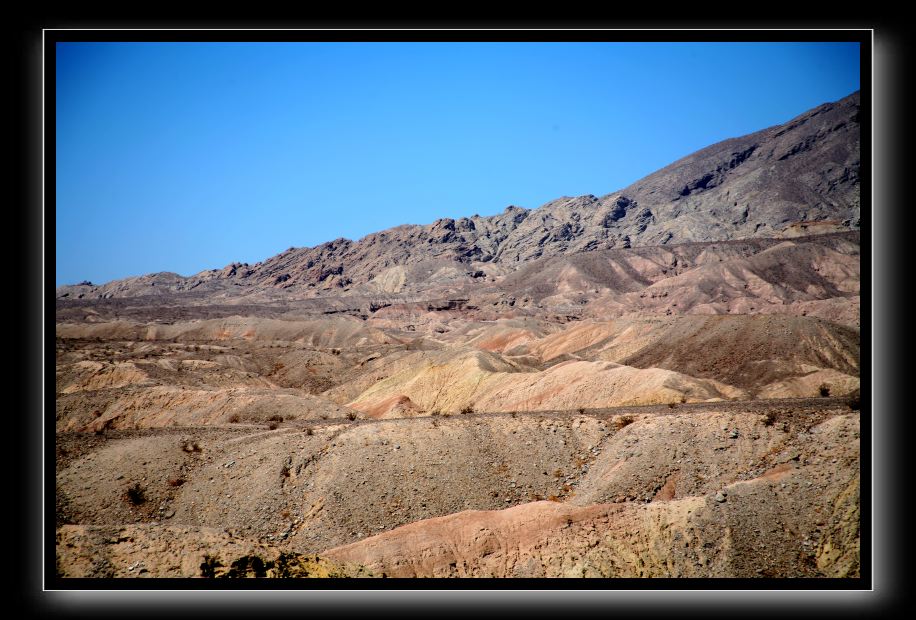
[55,92,862,578]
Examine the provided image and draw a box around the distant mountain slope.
[57,91,860,300]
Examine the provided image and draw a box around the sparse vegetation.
[762,411,778,427]
[819,383,831,397]
[460,405,474,415]
[228,414,242,424]
[614,415,635,430]
[346,411,357,421]
[125,482,146,505]
[200,555,223,578]
[268,415,283,422]
[181,440,203,453]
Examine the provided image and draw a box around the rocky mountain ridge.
[57,91,860,302]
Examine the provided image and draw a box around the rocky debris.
[56,525,373,578]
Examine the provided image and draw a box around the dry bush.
[614,415,635,430]
[268,422,279,430]
[181,440,203,453]
[762,411,778,427]
[460,405,474,415]
[227,414,241,424]
[268,415,283,422]
[304,427,314,436]
[125,482,146,505]
[668,402,678,409]
[819,383,831,397]
[346,411,357,421]
[547,495,561,503]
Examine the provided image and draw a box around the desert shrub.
[125,482,146,505]
[168,476,186,487]
[268,415,283,422]
[614,415,635,430]
[762,411,778,427]
[668,402,678,409]
[442,411,451,418]
[200,555,223,578]
[577,407,585,415]
[547,495,561,503]
[304,427,314,436]
[346,411,357,421]
[680,395,687,404]
[819,383,831,397]
[268,422,278,430]
[228,414,241,424]
[430,410,441,417]
[460,405,474,415]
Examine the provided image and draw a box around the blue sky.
[56,41,860,285]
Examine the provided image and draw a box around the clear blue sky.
[56,41,860,286]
